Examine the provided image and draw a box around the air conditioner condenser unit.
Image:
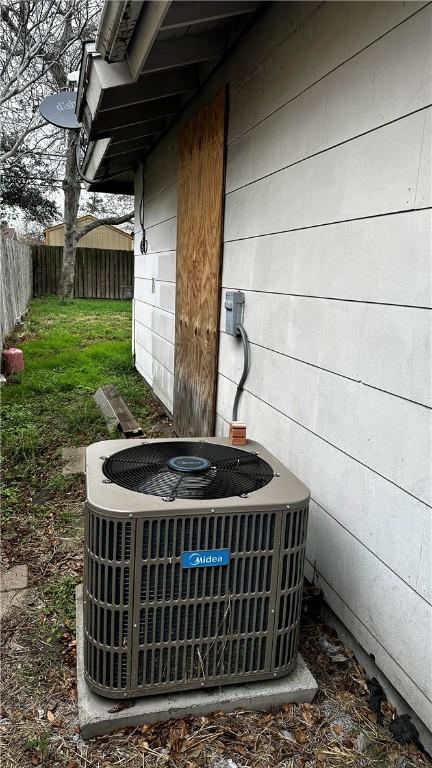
[83,438,310,698]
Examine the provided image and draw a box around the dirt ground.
[2,574,431,768]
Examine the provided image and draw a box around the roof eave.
[76,1,263,193]
[96,0,145,63]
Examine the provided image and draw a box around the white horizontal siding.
[134,277,175,314]
[214,385,432,725]
[221,210,431,308]
[134,341,153,386]
[135,319,174,374]
[135,334,174,413]
[417,517,432,604]
[152,359,174,412]
[134,300,175,344]
[220,290,431,406]
[136,217,177,255]
[416,109,432,206]
[303,550,432,733]
[226,2,321,96]
[134,344,174,414]
[134,130,178,413]
[227,5,432,191]
[228,1,428,141]
[215,374,430,599]
[225,108,431,241]
[135,250,175,282]
[143,184,177,229]
[306,504,432,724]
[216,360,431,505]
[144,135,178,199]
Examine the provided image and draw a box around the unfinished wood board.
[94,385,143,437]
[173,88,226,436]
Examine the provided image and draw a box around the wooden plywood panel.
[174,89,226,436]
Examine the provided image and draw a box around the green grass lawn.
[1,297,162,628]
[2,297,152,453]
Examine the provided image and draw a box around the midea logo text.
[190,552,223,565]
[182,549,229,568]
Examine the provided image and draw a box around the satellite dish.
[39,91,81,129]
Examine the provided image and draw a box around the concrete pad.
[76,586,318,739]
[0,588,29,620]
[0,564,28,592]
[62,447,86,475]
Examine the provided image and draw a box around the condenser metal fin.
[83,437,310,699]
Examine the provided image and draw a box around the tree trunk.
[59,130,81,298]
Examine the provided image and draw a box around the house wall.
[133,1,432,728]
[46,217,133,250]
[134,152,176,411]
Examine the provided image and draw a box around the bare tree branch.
[76,211,134,241]
[0,1,65,103]
[0,118,46,162]
[0,0,99,151]
[1,1,135,297]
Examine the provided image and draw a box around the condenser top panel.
[86,438,310,516]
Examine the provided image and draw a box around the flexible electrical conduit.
[232,324,250,422]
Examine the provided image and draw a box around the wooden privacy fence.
[32,245,134,299]
[1,233,32,346]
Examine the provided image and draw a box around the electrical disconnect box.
[225,291,245,336]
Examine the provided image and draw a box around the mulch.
[1,580,430,768]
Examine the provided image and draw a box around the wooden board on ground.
[94,385,143,437]
[173,88,226,437]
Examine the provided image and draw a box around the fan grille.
[102,441,274,500]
